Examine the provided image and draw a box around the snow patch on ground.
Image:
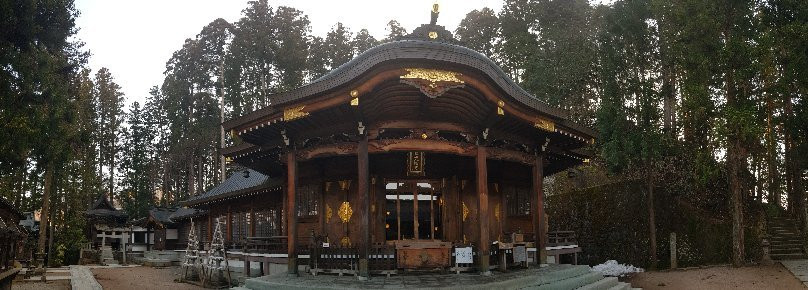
[592,260,644,277]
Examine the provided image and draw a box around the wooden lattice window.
[198,219,208,242]
[506,185,531,217]
[230,213,249,244]
[255,209,281,237]
[296,184,320,217]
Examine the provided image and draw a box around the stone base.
[142,259,173,267]
[241,264,641,290]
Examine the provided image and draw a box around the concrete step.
[606,282,633,290]
[242,265,617,290]
[770,247,803,252]
[769,237,803,242]
[771,250,803,256]
[537,272,604,290]
[770,242,803,247]
[771,253,808,260]
[578,276,619,290]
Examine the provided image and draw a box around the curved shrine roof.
[224,38,594,138]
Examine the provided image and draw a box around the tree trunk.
[647,175,658,270]
[188,160,195,197]
[109,137,115,205]
[219,60,226,183]
[729,136,746,267]
[197,157,203,193]
[38,161,54,266]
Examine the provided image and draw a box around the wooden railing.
[547,231,577,246]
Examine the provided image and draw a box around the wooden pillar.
[226,207,232,243]
[476,146,491,275]
[532,155,547,265]
[357,136,370,279]
[207,214,213,243]
[250,208,256,237]
[286,151,298,276]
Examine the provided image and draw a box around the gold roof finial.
[430,1,440,25]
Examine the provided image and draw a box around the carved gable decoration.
[400,68,465,98]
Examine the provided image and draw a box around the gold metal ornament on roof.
[534,117,555,132]
[283,105,309,121]
[338,201,353,223]
[401,68,463,87]
[350,90,359,106]
[400,68,465,98]
[462,202,470,221]
[341,236,351,247]
[325,204,333,224]
[428,31,438,39]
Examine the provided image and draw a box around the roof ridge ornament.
[430,2,440,25]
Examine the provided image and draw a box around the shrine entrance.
[384,180,444,241]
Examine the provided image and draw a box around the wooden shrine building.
[215,6,595,278]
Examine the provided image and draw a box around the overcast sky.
[74,0,505,107]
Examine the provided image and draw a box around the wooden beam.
[297,142,358,161]
[357,136,370,278]
[477,146,491,275]
[370,139,476,156]
[486,147,536,165]
[532,155,546,265]
[368,120,476,139]
[286,151,298,275]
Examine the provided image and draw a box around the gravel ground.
[12,280,70,290]
[91,266,205,290]
[627,263,805,290]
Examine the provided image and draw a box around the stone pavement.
[780,260,808,288]
[70,265,102,290]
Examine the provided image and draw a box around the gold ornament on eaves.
[400,68,464,89]
[462,202,470,222]
[534,117,555,132]
[283,105,308,121]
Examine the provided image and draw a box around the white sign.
[322,243,330,248]
[513,246,527,263]
[455,247,473,264]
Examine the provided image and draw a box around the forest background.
[0,0,805,268]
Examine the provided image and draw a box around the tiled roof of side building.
[183,168,281,207]
[168,207,207,221]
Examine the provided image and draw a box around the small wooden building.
[85,196,129,250]
[182,169,283,248]
[189,12,595,278]
[0,197,25,289]
[132,207,208,251]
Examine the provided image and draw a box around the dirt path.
[11,280,70,290]
[91,266,205,290]
[627,263,805,290]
